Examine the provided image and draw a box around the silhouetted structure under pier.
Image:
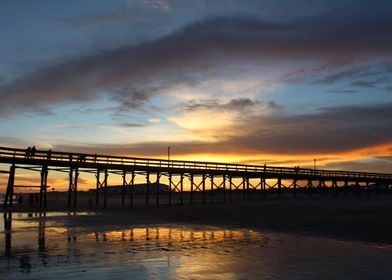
[1,146,392,210]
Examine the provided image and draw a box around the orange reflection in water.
[88,227,251,244]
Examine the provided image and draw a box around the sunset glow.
[1,0,392,193]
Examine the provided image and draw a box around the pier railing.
[1,146,391,181]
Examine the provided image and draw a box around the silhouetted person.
[78,154,85,162]
[31,146,37,158]
[25,147,31,158]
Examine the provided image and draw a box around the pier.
[1,146,392,210]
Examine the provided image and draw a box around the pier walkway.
[1,146,392,210]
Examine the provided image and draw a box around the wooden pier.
[1,146,392,210]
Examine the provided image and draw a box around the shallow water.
[1,212,392,279]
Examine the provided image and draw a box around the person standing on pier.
[31,146,36,158]
[25,147,31,158]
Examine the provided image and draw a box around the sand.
[7,193,392,245]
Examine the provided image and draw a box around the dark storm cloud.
[226,105,392,154]
[1,7,392,116]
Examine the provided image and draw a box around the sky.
[1,0,392,183]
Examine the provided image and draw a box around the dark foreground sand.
[8,194,392,245]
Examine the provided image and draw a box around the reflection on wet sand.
[2,212,392,279]
[90,227,254,244]
[1,212,260,279]
[2,211,258,256]
[3,212,11,257]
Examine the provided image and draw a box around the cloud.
[226,103,392,154]
[1,13,392,116]
[325,157,392,173]
[169,97,281,141]
[148,118,161,123]
[169,109,236,141]
[313,67,368,85]
[350,76,391,89]
[47,102,392,158]
[184,98,262,112]
[169,101,392,154]
[119,122,144,127]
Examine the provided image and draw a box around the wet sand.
[11,194,392,245]
[3,195,392,279]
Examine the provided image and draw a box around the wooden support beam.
[260,176,264,199]
[366,181,370,196]
[293,179,297,197]
[223,175,226,203]
[319,180,324,197]
[190,174,194,204]
[121,170,126,207]
[202,174,206,204]
[229,176,233,202]
[156,172,160,206]
[103,169,108,208]
[308,179,312,197]
[355,181,360,196]
[278,178,282,198]
[210,174,214,203]
[68,168,73,208]
[95,169,100,206]
[242,176,246,200]
[168,173,172,205]
[40,165,48,208]
[324,180,329,195]
[146,171,150,206]
[344,180,349,196]
[130,170,135,207]
[246,176,250,200]
[3,164,15,210]
[180,173,184,205]
[73,167,79,209]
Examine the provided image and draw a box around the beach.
[2,195,392,279]
[6,193,392,244]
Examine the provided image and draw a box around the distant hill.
[88,183,170,194]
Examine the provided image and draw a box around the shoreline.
[4,195,392,245]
